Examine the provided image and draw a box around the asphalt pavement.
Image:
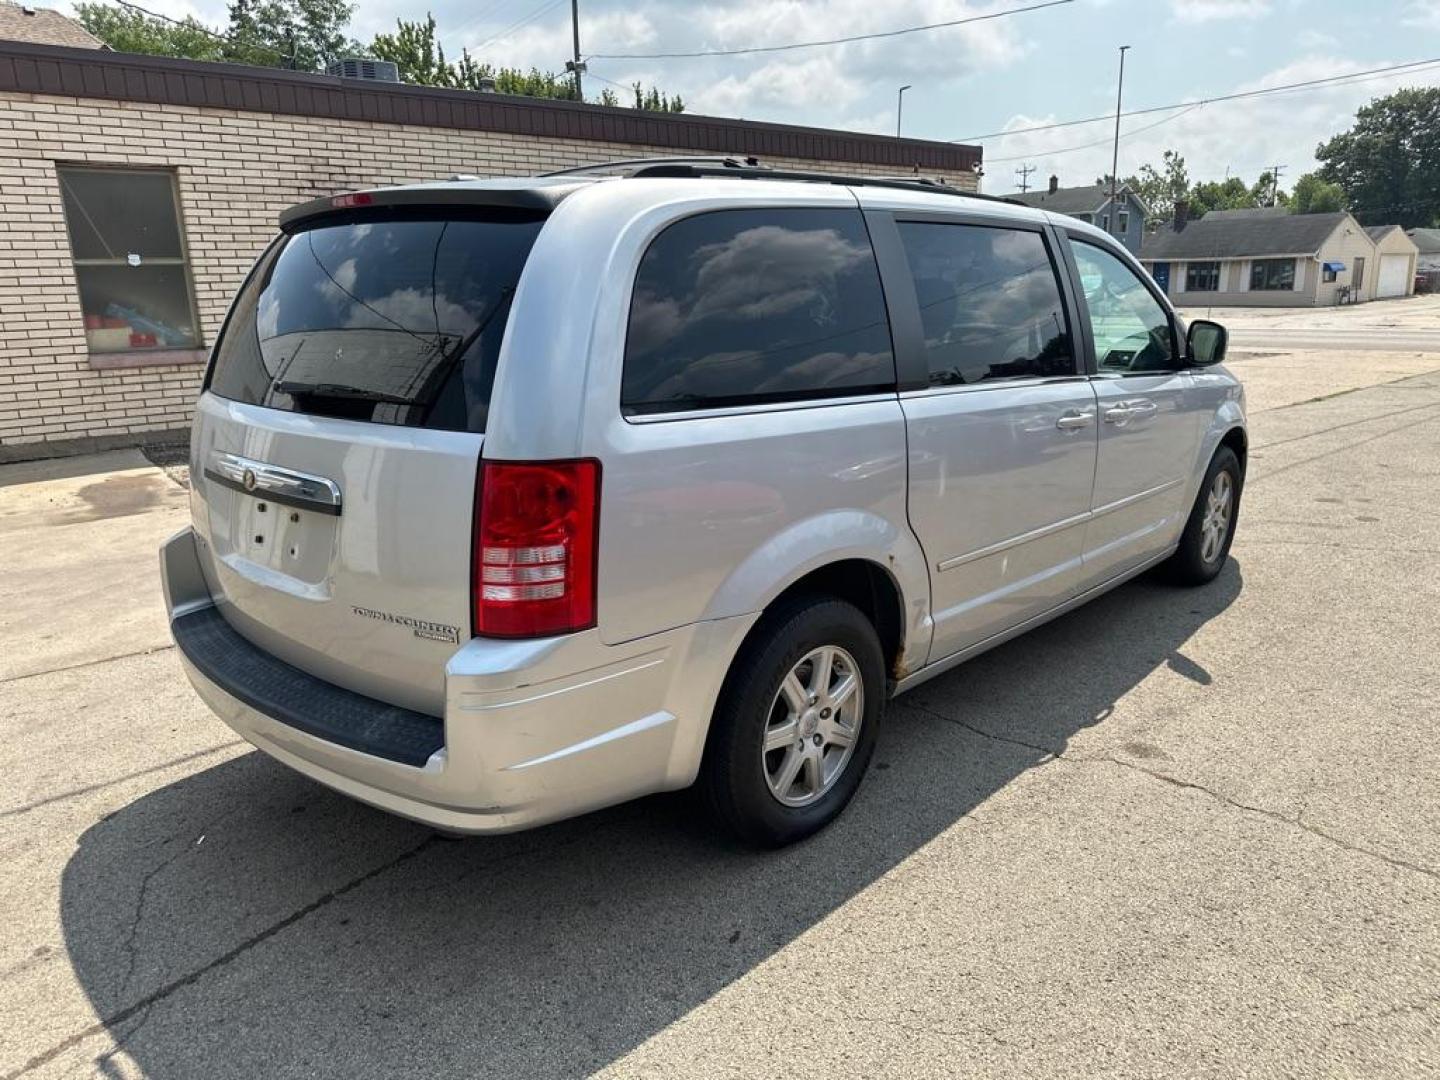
[2,343,1439,1078]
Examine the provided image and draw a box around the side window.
[895,222,1075,386]
[621,208,895,414]
[1072,240,1176,373]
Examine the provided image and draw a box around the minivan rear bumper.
[161,527,755,833]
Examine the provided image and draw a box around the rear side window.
[896,221,1075,386]
[207,212,545,433]
[621,208,895,414]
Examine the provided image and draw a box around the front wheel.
[1164,445,1242,585]
[699,597,885,847]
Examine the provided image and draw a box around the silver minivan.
[161,159,1245,846]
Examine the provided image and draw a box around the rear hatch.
[191,199,548,715]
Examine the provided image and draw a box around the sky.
[63,0,1440,195]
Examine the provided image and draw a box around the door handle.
[1106,399,1157,424]
[1055,410,1094,431]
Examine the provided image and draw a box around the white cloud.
[983,55,1440,197]
[1403,0,1440,29]
[1169,0,1272,24]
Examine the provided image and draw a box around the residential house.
[1140,206,1416,307]
[0,39,982,461]
[0,1,103,47]
[1014,176,1146,253]
[1363,226,1421,298]
[1408,228,1440,273]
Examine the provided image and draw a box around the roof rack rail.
[623,160,1021,206]
[540,156,760,178]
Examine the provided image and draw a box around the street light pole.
[896,84,912,138]
[1109,45,1129,238]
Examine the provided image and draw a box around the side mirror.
[1186,319,1228,367]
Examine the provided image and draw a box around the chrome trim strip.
[936,511,1090,572]
[623,392,897,424]
[898,374,1090,401]
[935,478,1183,572]
[205,451,343,516]
[1090,477,1182,519]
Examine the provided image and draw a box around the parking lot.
[3,305,1439,1078]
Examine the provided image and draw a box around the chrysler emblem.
[242,468,258,492]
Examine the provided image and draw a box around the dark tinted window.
[896,222,1074,386]
[1250,257,1296,291]
[207,213,544,433]
[621,208,895,414]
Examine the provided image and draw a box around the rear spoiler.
[278,180,586,232]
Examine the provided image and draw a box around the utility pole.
[1267,163,1286,206]
[896,85,912,138]
[1015,163,1036,193]
[568,0,584,102]
[1109,44,1130,238]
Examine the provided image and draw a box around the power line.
[111,0,293,61]
[984,103,1205,165]
[956,56,1440,143]
[470,0,567,54]
[588,0,1074,60]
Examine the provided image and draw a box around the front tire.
[1165,445,1242,585]
[700,596,885,847]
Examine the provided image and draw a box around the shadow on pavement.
[59,563,1242,1079]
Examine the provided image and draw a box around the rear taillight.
[472,459,600,639]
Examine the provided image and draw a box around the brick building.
[0,39,982,461]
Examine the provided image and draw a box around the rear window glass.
[207,212,544,433]
[621,208,895,414]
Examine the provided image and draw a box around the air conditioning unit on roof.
[327,59,400,83]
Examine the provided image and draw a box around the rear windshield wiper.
[275,381,417,405]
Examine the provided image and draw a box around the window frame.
[865,209,1086,397]
[1250,257,1297,292]
[55,163,204,359]
[618,205,901,420]
[1185,260,1222,293]
[1118,209,1130,234]
[1055,226,1181,378]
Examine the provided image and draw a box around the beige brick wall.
[0,91,978,452]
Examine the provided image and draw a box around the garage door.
[1377,255,1410,298]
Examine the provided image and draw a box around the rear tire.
[1164,445,1241,586]
[700,596,885,847]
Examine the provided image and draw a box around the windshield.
[206,211,545,433]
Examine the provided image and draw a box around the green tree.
[1290,171,1346,214]
[77,3,230,61]
[78,0,357,69]
[1317,87,1440,228]
[1124,150,1188,232]
[1185,176,1256,217]
[370,14,682,110]
[227,0,358,71]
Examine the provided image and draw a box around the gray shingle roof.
[1364,225,1399,242]
[0,3,103,47]
[1140,211,1350,261]
[1408,228,1440,253]
[1013,183,1123,215]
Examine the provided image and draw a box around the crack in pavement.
[0,742,245,820]
[904,702,1439,886]
[1330,992,1440,1032]
[5,808,641,1080]
[1,835,439,1080]
[0,645,177,686]
[1251,367,1440,414]
[1250,407,1440,485]
[1250,399,1440,451]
